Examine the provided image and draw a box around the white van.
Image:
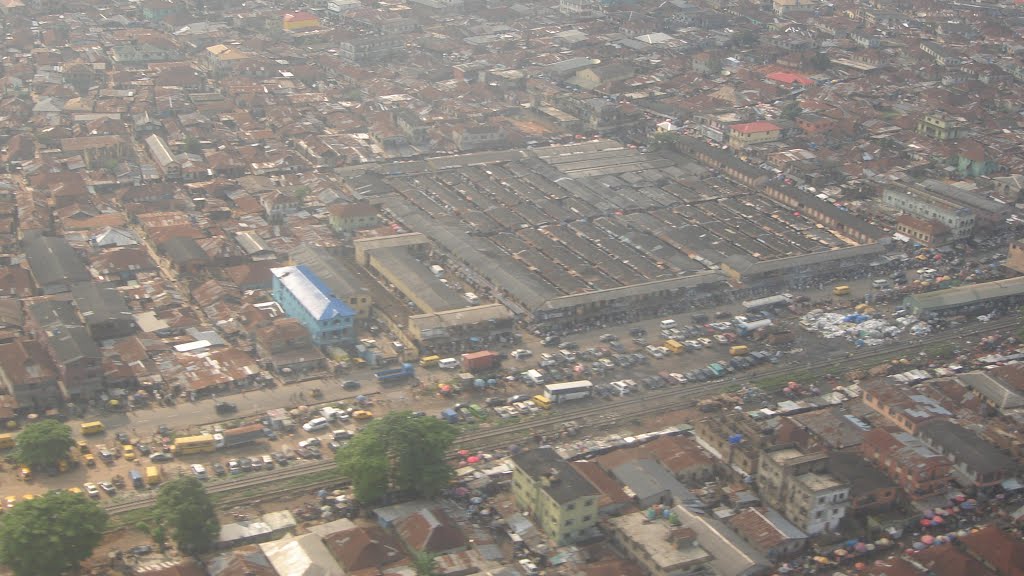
[438,357,459,369]
[659,319,677,330]
[523,369,545,386]
[464,292,480,305]
[610,381,632,396]
[872,279,889,288]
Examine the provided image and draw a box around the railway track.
[102,316,1018,515]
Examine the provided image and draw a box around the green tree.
[14,420,74,470]
[0,490,107,576]
[155,477,220,556]
[411,550,439,576]
[732,29,759,47]
[810,52,831,70]
[780,101,802,120]
[184,136,202,155]
[335,411,459,503]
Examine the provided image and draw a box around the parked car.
[190,464,207,480]
[99,482,117,496]
[510,349,533,359]
[212,462,226,476]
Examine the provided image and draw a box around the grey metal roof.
[919,420,1016,476]
[956,371,1024,410]
[288,243,368,300]
[610,459,696,503]
[512,447,599,504]
[368,247,471,313]
[71,282,132,326]
[48,325,101,364]
[24,235,91,287]
[29,300,80,329]
[160,236,209,264]
[906,276,1024,312]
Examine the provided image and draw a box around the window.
[564,518,573,526]
[566,503,575,511]
[582,515,592,522]
[584,499,594,507]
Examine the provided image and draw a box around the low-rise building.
[728,121,782,150]
[0,339,60,411]
[727,507,808,562]
[608,512,713,576]
[916,420,1017,489]
[895,214,952,247]
[254,318,326,375]
[24,235,91,295]
[71,282,137,341]
[327,202,379,234]
[511,447,600,545]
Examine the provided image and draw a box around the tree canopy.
[155,477,220,556]
[14,420,75,470]
[335,411,459,503]
[0,490,107,576]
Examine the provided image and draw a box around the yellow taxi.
[21,494,34,502]
[77,440,90,454]
[68,487,83,495]
[2,496,15,509]
[122,445,136,461]
[18,467,30,480]
[352,410,374,420]
[83,453,96,467]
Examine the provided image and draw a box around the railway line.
[102,315,1018,515]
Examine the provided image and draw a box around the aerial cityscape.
[0,0,1022,574]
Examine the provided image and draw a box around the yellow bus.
[80,422,105,436]
[531,395,552,410]
[145,466,161,486]
[729,345,749,356]
[172,434,217,455]
[0,433,15,450]
[832,285,850,296]
[419,355,440,368]
[664,339,685,354]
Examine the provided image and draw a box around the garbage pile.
[800,309,931,346]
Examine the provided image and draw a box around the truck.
[737,318,773,336]
[461,350,499,372]
[376,363,415,384]
[742,294,793,313]
[706,363,726,378]
[213,423,264,449]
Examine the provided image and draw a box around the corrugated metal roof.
[272,265,354,322]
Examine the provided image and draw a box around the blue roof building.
[271,265,356,346]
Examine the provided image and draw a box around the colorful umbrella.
[834,549,848,557]
[921,535,935,545]
[931,516,944,524]
[466,456,480,463]
[458,450,469,456]
[912,542,926,550]
[920,519,932,527]
[855,563,867,571]
[854,543,868,552]
[923,509,935,518]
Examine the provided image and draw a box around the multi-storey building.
[271,266,356,347]
[757,447,849,534]
[510,447,600,545]
[882,187,975,240]
[862,427,952,500]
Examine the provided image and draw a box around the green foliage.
[780,101,802,120]
[155,477,220,556]
[14,420,74,469]
[335,411,459,503]
[184,136,202,155]
[411,550,439,576]
[0,490,107,576]
[732,29,759,47]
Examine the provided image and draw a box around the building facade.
[862,428,952,501]
[271,266,356,347]
[510,447,600,545]
[882,187,975,240]
[756,447,849,534]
